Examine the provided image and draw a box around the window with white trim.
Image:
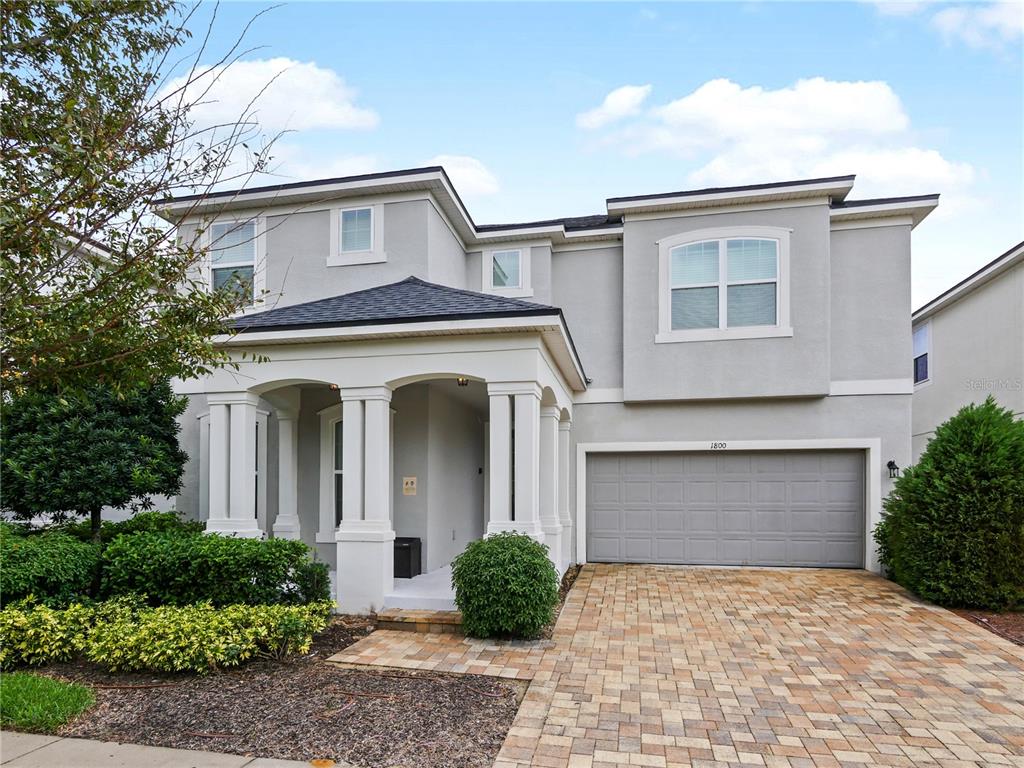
[657,227,791,343]
[332,419,344,526]
[483,247,532,297]
[207,219,262,305]
[341,207,372,253]
[913,323,930,384]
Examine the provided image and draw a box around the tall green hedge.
[102,532,330,606]
[0,527,99,608]
[875,397,1024,610]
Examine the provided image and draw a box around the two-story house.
[911,241,1024,460]
[160,167,937,613]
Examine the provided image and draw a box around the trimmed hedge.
[0,598,333,673]
[875,396,1024,610]
[57,510,205,544]
[102,532,330,606]
[451,532,559,639]
[0,527,100,608]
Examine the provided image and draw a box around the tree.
[0,380,189,542]
[874,397,1024,610]
[1,0,275,393]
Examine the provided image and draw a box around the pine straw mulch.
[954,609,1024,647]
[45,615,525,768]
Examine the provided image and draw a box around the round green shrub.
[0,529,100,608]
[875,396,1024,610]
[451,532,559,639]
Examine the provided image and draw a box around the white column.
[513,386,543,538]
[272,411,300,539]
[226,394,262,538]
[539,405,563,571]
[486,390,512,532]
[336,386,395,614]
[558,419,573,568]
[206,402,230,530]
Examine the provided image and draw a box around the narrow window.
[210,220,256,302]
[913,325,930,384]
[333,420,344,526]
[726,238,778,327]
[254,421,259,518]
[670,241,719,329]
[340,208,372,252]
[491,250,522,289]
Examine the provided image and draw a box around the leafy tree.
[1,0,275,393]
[0,380,189,542]
[875,396,1024,610]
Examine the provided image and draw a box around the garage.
[586,450,865,568]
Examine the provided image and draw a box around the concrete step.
[375,608,463,634]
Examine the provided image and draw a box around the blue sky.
[176,1,1023,306]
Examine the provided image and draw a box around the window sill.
[655,326,794,344]
[327,251,386,268]
[485,286,534,299]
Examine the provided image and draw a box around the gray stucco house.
[160,167,938,613]
[911,240,1024,461]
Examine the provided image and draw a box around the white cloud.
[161,57,379,133]
[269,144,378,181]
[576,84,653,130]
[931,2,1023,50]
[582,77,974,203]
[427,155,499,197]
[868,0,938,18]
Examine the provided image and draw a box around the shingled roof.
[233,276,561,333]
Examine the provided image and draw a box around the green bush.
[0,600,95,669]
[0,528,100,607]
[451,532,559,639]
[0,672,94,732]
[56,510,205,544]
[0,599,332,673]
[875,396,1024,610]
[102,532,330,606]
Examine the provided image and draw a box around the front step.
[375,608,463,635]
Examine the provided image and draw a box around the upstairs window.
[210,220,256,303]
[658,227,791,343]
[341,207,372,253]
[913,324,930,384]
[484,247,532,297]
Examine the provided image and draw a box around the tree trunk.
[90,507,103,596]
[91,507,103,544]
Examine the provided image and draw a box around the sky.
[173,1,1024,307]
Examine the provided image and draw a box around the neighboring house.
[159,167,938,613]
[911,241,1024,460]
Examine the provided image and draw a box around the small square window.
[491,250,521,288]
[913,324,930,384]
[341,208,372,252]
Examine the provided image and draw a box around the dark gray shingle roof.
[233,277,560,333]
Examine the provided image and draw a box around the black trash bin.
[394,537,422,579]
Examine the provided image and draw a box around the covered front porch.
[179,280,584,613]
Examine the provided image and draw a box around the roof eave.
[830,197,940,229]
[913,240,1024,323]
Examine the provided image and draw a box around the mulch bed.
[955,609,1024,646]
[45,615,524,768]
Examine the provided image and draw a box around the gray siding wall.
[912,261,1024,459]
[621,204,832,401]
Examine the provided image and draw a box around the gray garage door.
[587,451,865,568]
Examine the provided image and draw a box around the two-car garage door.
[586,450,865,568]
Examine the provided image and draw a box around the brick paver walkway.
[328,565,1024,767]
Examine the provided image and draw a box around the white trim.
[623,198,824,223]
[829,198,938,229]
[607,178,855,215]
[573,387,624,404]
[830,216,913,232]
[317,403,343,544]
[656,226,792,344]
[328,203,386,267]
[483,247,532,298]
[574,437,883,573]
[551,239,623,254]
[829,378,914,396]
[912,242,1024,323]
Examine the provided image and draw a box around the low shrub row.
[0,598,333,673]
[0,513,330,608]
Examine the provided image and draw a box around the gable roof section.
[913,240,1024,324]
[830,194,939,229]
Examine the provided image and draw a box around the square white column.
[513,387,543,538]
[363,393,392,528]
[558,419,573,567]
[207,402,230,529]
[539,405,563,571]
[486,390,512,531]
[340,397,364,524]
[272,411,300,539]
[227,395,262,538]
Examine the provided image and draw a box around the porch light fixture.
[329,384,340,391]
[886,460,900,479]
[456,377,469,387]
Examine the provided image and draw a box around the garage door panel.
[587,450,864,568]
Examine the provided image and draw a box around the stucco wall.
[392,384,430,555]
[621,204,832,401]
[912,261,1024,459]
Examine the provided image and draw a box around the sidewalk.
[0,732,323,768]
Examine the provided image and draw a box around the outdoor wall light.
[329,384,340,391]
[887,460,900,479]
[456,377,469,387]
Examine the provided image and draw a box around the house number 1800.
[710,442,728,450]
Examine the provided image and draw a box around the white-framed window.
[317,404,343,541]
[913,323,931,385]
[656,226,792,343]
[205,217,265,307]
[328,204,385,267]
[483,247,532,297]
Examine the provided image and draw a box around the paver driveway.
[329,565,1024,767]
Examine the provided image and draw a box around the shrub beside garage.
[875,396,1024,610]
